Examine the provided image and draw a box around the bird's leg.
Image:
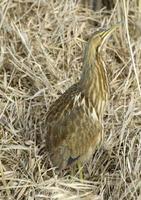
[77,162,84,180]
[70,163,83,180]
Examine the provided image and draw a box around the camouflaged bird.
[46,25,119,170]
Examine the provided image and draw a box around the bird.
[46,25,119,172]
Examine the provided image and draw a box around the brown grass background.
[0,0,141,199]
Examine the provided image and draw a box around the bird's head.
[81,23,120,83]
[85,24,120,57]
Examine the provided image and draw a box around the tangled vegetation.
[0,0,141,199]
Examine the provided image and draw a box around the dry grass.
[0,0,141,199]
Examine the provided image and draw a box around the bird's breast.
[72,91,108,121]
[89,106,99,121]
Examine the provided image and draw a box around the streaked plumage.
[46,25,118,170]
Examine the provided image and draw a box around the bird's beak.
[101,23,120,40]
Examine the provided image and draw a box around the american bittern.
[46,25,118,171]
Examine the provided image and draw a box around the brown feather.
[45,26,119,170]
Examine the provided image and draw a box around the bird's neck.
[79,51,109,117]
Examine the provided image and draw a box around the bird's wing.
[46,83,81,149]
[46,83,80,123]
[46,83,101,169]
[47,104,102,169]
